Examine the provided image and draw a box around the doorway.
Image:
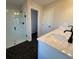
[31,9,38,41]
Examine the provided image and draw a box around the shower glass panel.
[14,12,26,40]
[6,9,27,48]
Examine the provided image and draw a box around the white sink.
[50,34,66,41]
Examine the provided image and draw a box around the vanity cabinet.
[38,41,72,59]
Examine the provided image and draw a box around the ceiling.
[34,0,57,5]
[6,0,57,7]
[6,0,26,7]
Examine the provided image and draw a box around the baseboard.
[6,39,28,49]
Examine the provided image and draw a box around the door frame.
[31,8,38,38]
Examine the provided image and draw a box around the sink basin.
[50,34,66,41]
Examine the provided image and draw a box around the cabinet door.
[38,41,72,59]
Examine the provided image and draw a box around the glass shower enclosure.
[6,9,27,48]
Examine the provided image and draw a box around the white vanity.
[37,26,73,59]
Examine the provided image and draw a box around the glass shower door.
[6,10,27,48]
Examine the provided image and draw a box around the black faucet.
[64,25,73,44]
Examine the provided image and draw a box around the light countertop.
[37,27,73,57]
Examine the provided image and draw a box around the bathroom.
[6,0,73,59]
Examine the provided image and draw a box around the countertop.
[37,27,73,57]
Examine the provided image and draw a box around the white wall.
[26,0,43,39]
[6,0,73,48]
[26,0,73,38]
[41,0,73,35]
[42,6,54,34]
[7,0,44,48]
